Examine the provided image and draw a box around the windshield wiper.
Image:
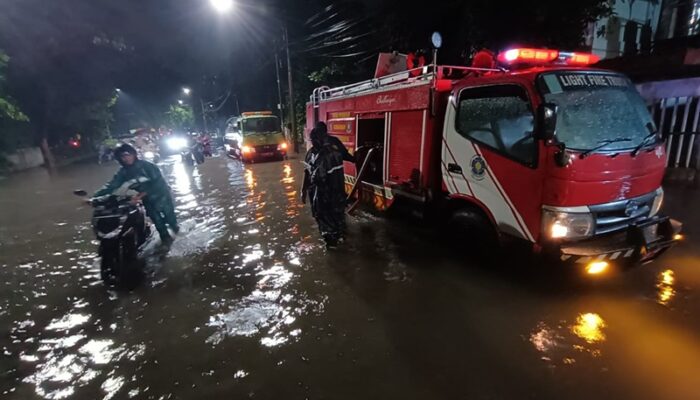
[632,123,660,157]
[579,137,632,159]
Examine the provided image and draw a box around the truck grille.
[589,191,657,235]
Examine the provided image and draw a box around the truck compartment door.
[388,110,425,187]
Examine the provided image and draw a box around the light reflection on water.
[529,311,608,366]
[657,269,675,306]
[4,157,324,399]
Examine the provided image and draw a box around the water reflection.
[657,269,676,306]
[571,313,606,344]
[529,311,608,366]
[245,168,256,190]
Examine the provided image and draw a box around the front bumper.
[549,217,682,266]
[242,149,286,161]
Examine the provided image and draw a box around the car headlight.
[650,188,664,217]
[277,142,288,151]
[167,137,187,151]
[542,209,595,240]
[241,145,255,154]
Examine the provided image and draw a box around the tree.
[165,104,195,131]
[0,50,27,122]
[0,1,134,169]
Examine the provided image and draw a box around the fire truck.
[305,47,683,274]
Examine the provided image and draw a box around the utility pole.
[274,51,285,126]
[200,98,208,133]
[283,26,298,153]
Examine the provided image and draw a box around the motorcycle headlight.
[167,137,187,151]
[650,188,664,217]
[542,209,595,241]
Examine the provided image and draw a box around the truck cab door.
[442,84,543,242]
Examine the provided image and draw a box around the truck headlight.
[650,188,664,217]
[542,209,595,240]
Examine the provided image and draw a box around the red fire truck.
[305,48,682,274]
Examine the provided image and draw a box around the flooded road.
[1,154,700,400]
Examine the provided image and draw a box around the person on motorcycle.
[94,143,179,245]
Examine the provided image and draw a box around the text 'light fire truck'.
[305,46,683,274]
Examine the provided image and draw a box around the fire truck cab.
[306,48,682,273]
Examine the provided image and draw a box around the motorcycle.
[137,139,160,163]
[74,189,151,286]
[181,141,205,166]
[199,136,213,157]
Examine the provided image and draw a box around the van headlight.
[542,209,595,240]
[650,188,664,217]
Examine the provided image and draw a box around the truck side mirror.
[538,103,558,141]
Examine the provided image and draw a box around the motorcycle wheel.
[117,233,139,285]
[182,153,194,166]
[99,240,119,285]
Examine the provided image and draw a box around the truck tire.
[446,208,499,261]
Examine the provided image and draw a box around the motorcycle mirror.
[73,189,88,197]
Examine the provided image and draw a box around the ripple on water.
[205,261,325,348]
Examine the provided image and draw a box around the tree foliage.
[0,50,27,122]
[165,104,195,131]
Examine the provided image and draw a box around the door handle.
[447,163,462,174]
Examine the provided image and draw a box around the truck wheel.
[446,208,499,261]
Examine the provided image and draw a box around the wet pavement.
[1,153,699,400]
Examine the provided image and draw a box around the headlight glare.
[542,209,594,240]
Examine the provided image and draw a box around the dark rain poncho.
[302,125,353,245]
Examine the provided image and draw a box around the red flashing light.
[498,48,559,64]
[566,52,601,65]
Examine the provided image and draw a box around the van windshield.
[538,71,656,152]
[242,117,280,135]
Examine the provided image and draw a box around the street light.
[178,99,184,105]
[210,0,234,13]
[182,87,191,96]
[115,88,121,93]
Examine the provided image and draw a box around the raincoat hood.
[310,122,329,148]
[113,143,139,167]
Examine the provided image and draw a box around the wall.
[590,0,662,59]
[4,147,44,172]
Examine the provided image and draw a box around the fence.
[648,97,700,169]
[638,78,700,172]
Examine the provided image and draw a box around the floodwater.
[1,154,700,400]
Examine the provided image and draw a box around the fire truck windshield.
[538,71,656,152]
[242,117,280,135]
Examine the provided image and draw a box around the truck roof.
[310,64,620,107]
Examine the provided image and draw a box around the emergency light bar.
[497,48,600,66]
[498,48,559,64]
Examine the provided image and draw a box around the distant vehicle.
[225,111,288,163]
[307,47,682,275]
[173,133,205,166]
